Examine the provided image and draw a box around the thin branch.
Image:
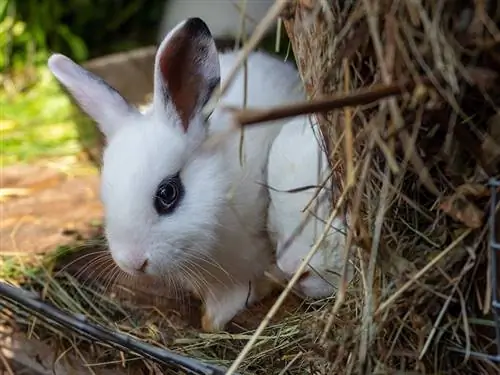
[0,282,231,375]
[230,76,434,126]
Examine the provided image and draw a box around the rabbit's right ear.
[48,54,140,140]
[152,17,220,133]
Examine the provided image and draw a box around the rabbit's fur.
[267,115,354,299]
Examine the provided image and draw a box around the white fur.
[48,18,303,331]
[267,115,354,299]
[158,0,275,43]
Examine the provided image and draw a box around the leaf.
[107,0,143,31]
[439,193,484,229]
[0,0,8,19]
[455,183,489,198]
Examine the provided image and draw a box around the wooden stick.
[231,76,434,126]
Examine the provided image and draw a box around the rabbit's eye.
[154,172,184,215]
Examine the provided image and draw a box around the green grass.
[0,66,96,166]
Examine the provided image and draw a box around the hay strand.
[231,75,434,126]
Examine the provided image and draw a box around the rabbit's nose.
[111,249,150,276]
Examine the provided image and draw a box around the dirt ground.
[1,159,103,255]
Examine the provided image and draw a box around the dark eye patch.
[154,172,184,215]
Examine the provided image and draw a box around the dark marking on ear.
[298,270,311,282]
[183,17,212,37]
[158,18,219,132]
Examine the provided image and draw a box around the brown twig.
[230,76,434,127]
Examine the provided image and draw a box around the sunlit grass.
[0,66,95,166]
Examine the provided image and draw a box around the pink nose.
[112,252,149,274]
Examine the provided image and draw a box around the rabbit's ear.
[153,17,220,133]
[48,54,139,140]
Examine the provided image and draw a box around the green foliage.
[0,0,165,165]
[0,66,87,165]
[1,0,165,74]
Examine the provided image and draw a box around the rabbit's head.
[48,18,230,281]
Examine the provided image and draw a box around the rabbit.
[267,114,355,300]
[47,17,304,332]
[158,0,275,45]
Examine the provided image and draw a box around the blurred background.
[1,0,167,167]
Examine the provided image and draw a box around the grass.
[0,66,97,167]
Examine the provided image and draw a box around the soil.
[1,159,103,255]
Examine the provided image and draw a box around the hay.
[2,0,500,374]
[0,236,326,374]
[279,0,500,373]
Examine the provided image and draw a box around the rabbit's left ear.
[152,17,220,133]
[48,54,140,140]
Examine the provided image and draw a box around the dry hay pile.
[279,0,500,373]
[2,0,500,374]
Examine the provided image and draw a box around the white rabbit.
[47,18,304,332]
[267,115,354,299]
[158,0,275,44]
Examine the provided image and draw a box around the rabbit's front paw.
[201,311,219,332]
[200,282,257,332]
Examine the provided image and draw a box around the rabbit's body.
[48,18,303,331]
[208,49,304,229]
[169,50,303,329]
[267,115,354,299]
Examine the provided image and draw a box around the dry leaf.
[487,111,500,142]
[480,112,500,173]
[456,183,490,198]
[300,0,316,10]
[439,194,484,229]
[404,1,421,27]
